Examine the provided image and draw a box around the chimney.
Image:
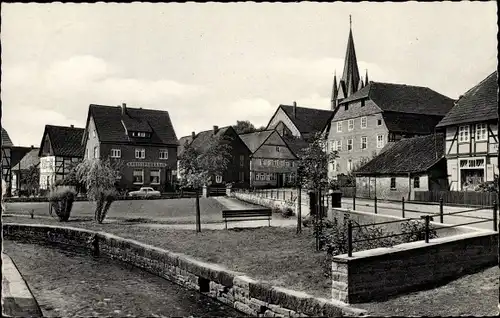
[70,125,74,128]
[213,125,219,135]
[293,101,297,118]
[191,131,196,138]
[121,103,127,116]
[31,145,34,149]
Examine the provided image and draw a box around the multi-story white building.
[436,71,498,191]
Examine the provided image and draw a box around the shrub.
[48,186,76,222]
[400,219,438,242]
[281,207,295,218]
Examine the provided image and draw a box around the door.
[277,173,284,188]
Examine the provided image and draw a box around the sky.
[1,2,497,147]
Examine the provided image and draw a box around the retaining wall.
[331,229,498,304]
[3,223,367,317]
[231,191,311,216]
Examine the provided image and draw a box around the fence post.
[402,197,405,218]
[353,195,356,210]
[347,220,353,257]
[424,215,430,243]
[439,197,444,224]
[374,196,378,214]
[493,201,498,232]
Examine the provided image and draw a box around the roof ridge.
[238,129,274,136]
[458,70,497,100]
[280,104,333,112]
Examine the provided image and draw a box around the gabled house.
[325,82,455,178]
[82,103,179,192]
[178,126,251,187]
[239,130,298,188]
[38,125,85,190]
[266,102,334,142]
[12,146,40,195]
[436,71,498,191]
[355,134,448,201]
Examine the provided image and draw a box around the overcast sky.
[1,2,497,147]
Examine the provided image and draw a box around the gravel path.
[3,240,245,317]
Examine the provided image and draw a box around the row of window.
[336,117,383,133]
[132,169,161,184]
[458,123,488,142]
[110,148,169,159]
[330,135,385,152]
[258,159,295,168]
[254,172,295,182]
[390,177,420,189]
[214,172,245,183]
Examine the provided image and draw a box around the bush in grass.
[48,186,76,222]
[400,219,438,242]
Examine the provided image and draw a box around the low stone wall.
[331,229,498,304]
[3,223,367,317]
[231,191,311,216]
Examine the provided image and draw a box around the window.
[345,104,349,111]
[348,119,354,131]
[260,159,265,166]
[347,139,353,151]
[475,123,487,141]
[93,146,99,159]
[110,149,121,158]
[377,135,385,148]
[215,175,223,183]
[361,100,365,107]
[347,159,353,172]
[336,140,342,151]
[159,149,168,160]
[87,148,91,159]
[266,173,271,181]
[135,148,146,159]
[276,146,280,152]
[361,136,367,149]
[150,170,160,185]
[337,122,343,132]
[133,169,144,184]
[332,160,337,172]
[271,173,276,181]
[458,125,469,142]
[240,155,245,167]
[390,177,396,189]
[413,177,420,189]
[239,171,244,182]
[361,117,367,129]
[377,119,382,126]
[285,161,290,167]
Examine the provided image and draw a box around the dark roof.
[436,71,498,127]
[2,128,13,147]
[179,126,240,155]
[12,148,40,170]
[282,135,310,157]
[40,125,85,157]
[88,104,178,145]
[340,82,455,116]
[238,130,274,153]
[356,134,445,175]
[279,105,334,135]
[382,112,444,135]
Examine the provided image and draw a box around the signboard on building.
[126,161,168,168]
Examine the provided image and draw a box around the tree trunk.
[99,199,113,224]
[296,187,302,234]
[95,195,104,223]
[195,188,201,232]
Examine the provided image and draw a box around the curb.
[1,253,43,317]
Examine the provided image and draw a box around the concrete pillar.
[202,185,208,198]
[226,184,232,196]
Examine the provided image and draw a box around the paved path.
[3,240,244,317]
[341,197,497,231]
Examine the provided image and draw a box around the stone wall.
[3,223,367,317]
[331,229,498,304]
[231,190,311,216]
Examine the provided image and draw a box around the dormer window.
[132,131,150,138]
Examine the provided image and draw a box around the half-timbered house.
[1,128,32,196]
[436,71,498,191]
[12,146,40,195]
[38,125,85,190]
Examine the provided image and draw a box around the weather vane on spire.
[349,15,352,29]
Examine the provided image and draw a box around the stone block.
[263,310,275,317]
[331,281,348,292]
[268,304,293,316]
[234,301,256,316]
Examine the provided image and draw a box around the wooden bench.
[222,209,273,229]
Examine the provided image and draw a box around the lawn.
[4,197,232,224]
[3,215,498,316]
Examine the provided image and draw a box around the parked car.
[127,187,161,198]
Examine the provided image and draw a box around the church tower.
[331,16,365,110]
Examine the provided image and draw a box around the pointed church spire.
[341,15,361,97]
[331,71,338,110]
[358,76,364,89]
[365,69,369,86]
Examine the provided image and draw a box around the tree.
[21,165,40,197]
[295,132,338,247]
[61,162,85,194]
[178,134,233,232]
[76,158,123,224]
[233,120,257,134]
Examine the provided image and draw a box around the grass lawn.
[3,215,498,316]
[4,198,233,224]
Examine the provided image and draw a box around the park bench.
[222,209,273,229]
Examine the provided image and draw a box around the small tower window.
[345,104,349,111]
[361,100,366,107]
